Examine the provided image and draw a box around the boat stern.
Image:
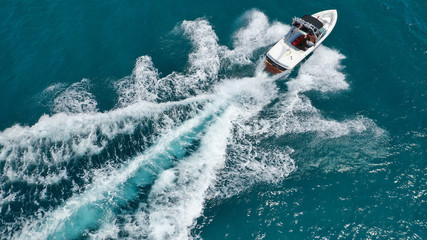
[265,55,286,74]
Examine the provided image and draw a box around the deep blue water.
[0,0,426,239]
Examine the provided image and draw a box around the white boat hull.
[265,10,338,74]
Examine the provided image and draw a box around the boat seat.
[292,35,305,47]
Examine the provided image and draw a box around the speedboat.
[265,10,338,74]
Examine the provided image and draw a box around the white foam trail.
[15,98,218,239]
[149,108,236,240]
[113,73,280,239]
[0,95,210,184]
[53,78,98,114]
[126,107,238,240]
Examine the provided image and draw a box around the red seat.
[292,35,305,46]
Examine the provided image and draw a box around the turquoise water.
[0,0,426,239]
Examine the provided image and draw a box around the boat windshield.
[292,16,322,37]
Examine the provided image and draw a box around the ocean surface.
[0,0,426,239]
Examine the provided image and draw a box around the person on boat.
[305,34,317,48]
[310,34,317,43]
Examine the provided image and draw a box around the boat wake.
[0,10,385,240]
